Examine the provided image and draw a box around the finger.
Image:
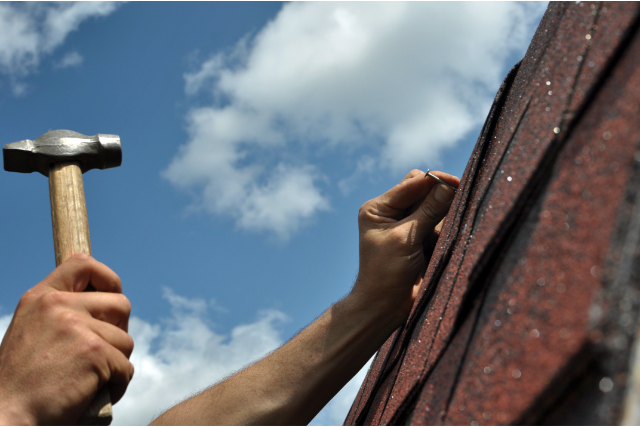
[424,170,459,192]
[401,169,425,183]
[405,178,457,243]
[74,292,131,331]
[42,254,122,294]
[98,343,135,405]
[408,171,460,216]
[87,319,135,359]
[376,171,458,219]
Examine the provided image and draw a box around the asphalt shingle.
[346,2,640,425]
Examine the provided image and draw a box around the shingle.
[346,2,640,425]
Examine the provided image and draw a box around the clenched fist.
[0,255,134,425]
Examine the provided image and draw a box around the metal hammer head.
[3,129,121,177]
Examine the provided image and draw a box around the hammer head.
[3,130,122,177]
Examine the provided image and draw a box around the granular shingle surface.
[345,2,640,425]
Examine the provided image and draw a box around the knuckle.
[120,295,132,315]
[111,274,123,293]
[80,335,106,358]
[124,333,135,355]
[60,311,85,331]
[70,253,92,263]
[39,290,70,311]
[358,200,377,220]
[70,253,96,276]
[50,311,88,344]
[68,253,93,268]
[65,253,94,284]
[358,203,369,219]
[402,169,422,182]
[17,288,38,307]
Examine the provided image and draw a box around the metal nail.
[425,169,457,192]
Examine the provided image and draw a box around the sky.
[0,2,546,425]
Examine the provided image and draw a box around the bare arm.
[151,169,459,426]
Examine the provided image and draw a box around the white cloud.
[55,51,83,69]
[165,2,546,238]
[0,315,11,338]
[0,290,368,425]
[0,291,286,426]
[114,288,289,425]
[0,2,119,93]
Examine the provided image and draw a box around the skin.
[151,169,459,425]
[0,169,457,426]
[0,254,134,426]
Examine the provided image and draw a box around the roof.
[345,2,640,425]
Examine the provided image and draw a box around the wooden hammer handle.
[49,162,113,426]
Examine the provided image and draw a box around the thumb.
[410,183,456,243]
[42,254,122,294]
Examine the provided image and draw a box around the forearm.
[151,170,458,426]
[151,292,400,425]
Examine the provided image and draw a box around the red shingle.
[346,2,640,424]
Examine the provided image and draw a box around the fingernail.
[435,184,454,203]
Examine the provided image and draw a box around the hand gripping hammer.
[3,129,122,425]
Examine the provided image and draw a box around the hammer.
[3,129,122,425]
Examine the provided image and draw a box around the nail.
[425,169,457,193]
[435,184,454,203]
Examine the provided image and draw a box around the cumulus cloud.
[55,51,83,69]
[0,2,119,93]
[0,290,365,425]
[164,2,546,238]
[0,315,11,337]
[114,288,288,425]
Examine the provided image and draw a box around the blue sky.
[0,2,546,425]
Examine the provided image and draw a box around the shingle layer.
[345,2,640,425]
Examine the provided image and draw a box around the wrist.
[349,276,414,331]
[342,288,407,338]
